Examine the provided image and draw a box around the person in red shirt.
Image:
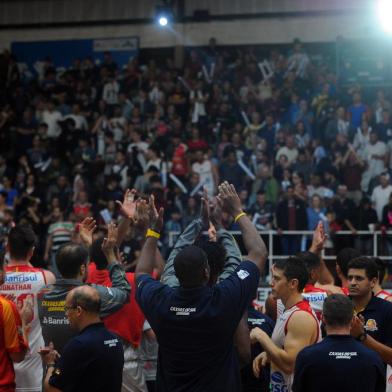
[171,135,188,179]
[0,255,29,392]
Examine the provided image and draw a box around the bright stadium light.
[155,5,173,28]
[377,0,392,34]
[159,16,168,26]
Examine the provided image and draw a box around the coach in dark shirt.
[293,294,385,392]
[136,183,268,392]
[40,286,124,392]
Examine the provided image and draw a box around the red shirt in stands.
[171,143,188,177]
[0,296,27,392]
[87,263,145,347]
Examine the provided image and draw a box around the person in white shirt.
[145,145,162,173]
[353,119,371,158]
[361,131,387,193]
[276,135,299,165]
[63,103,88,131]
[103,77,119,105]
[191,150,218,196]
[41,100,62,139]
[371,172,392,222]
[190,81,209,124]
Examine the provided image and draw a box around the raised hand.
[147,194,164,233]
[216,182,242,217]
[134,199,150,231]
[310,221,327,254]
[116,189,138,220]
[79,217,96,247]
[200,187,210,226]
[101,222,118,263]
[210,197,223,229]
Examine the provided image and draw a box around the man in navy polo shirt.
[293,294,385,392]
[348,257,392,389]
[136,182,267,392]
[40,285,124,392]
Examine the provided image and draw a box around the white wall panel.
[0,0,371,25]
[0,11,379,52]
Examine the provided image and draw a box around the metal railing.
[167,229,392,280]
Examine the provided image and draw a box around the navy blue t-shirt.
[136,261,260,392]
[292,335,385,392]
[358,295,392,347]
[49,322,124,392]
[241,307,275,392]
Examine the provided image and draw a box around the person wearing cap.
[292,294,385,392]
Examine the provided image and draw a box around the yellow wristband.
[146,229,160,239]
[234,212,246,223]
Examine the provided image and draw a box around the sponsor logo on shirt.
[365,318,378,332]
[329,351,358,359]
[248,318,266,326]
[42,316,69,325]
[271,371,284,384]
[5,274,38,283]
[104,338,119,348]
[237,269,250,280]
[303,293,326,302]
[270,371,288,391]
[170,306,196,316]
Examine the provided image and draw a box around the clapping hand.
[350,314,365,338]
[39,342,60,366]
[200,187,210,227]
[79,217,96,247]
[216,182,242,217]
[116,189,138,221]
[147,195,164,233]
[134,199,150,232]
[101,222,118,263]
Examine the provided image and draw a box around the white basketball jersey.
[0,265,47,392]
[270,300,321,392]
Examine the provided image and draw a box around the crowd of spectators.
[1,38,392,269]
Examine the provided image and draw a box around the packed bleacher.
[1,39,392,267]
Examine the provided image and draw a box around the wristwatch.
[356,332,367,342]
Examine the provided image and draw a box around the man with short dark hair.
[251,257,320,392]
[0,225,55,392]
[37,220,130,353]
[292,294,385,392]
[41,286,124,392]
[136,183,267,391]
[348,257,392,391]
[336,247,361,290]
